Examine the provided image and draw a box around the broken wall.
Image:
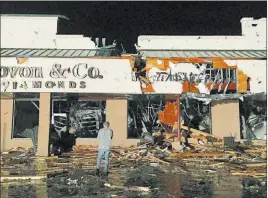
[138,18,266,50]
[222,60,266,94]
[133,57,266,95]
[1,15,59,49]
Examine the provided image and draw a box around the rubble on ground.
[1,158,266,198]
[2,125,266,178]
[66,128,266,177]
[1,142,267,198]
[1,126,266,197]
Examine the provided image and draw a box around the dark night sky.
[1,1,267,53]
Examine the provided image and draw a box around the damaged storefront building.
[0,14,266,156]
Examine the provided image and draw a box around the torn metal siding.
[132,57,212,94]
[132,57,266,95]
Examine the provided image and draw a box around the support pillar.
[37,93,51,156]
[0,98,13,152]
[177,94,181,140]
[106,99,128,147]
[211,99,241,141]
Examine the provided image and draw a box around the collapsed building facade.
[0,14,266,156]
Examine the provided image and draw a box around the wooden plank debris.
[230,170,267,176]
[181,125,223,140]
[104,183,150,192]
[148,156,170,165]
[245,163,267,168]
[169,152,227,158]
[1,175,47,182]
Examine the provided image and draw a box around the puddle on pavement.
[1,163,267,198]
[1,153,266,198]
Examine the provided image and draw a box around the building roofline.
[0,47,119,58]
[137,49,267,52]
[0,14,69,20]
[240,17,266,22]
[138,35,245,39]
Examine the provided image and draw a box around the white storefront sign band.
[4,58,264,94]
[0,58,143,93]
[0,57,208,94]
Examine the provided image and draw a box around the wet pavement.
[1,153,267,198]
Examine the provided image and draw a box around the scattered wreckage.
[46,92,266,157]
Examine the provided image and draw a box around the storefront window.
[127,95,212,139]
[181,98,212,134]
[12,93,40,138]
[51,99,106,138]
[127,94,173,139]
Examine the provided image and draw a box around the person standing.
[96,121,113,176]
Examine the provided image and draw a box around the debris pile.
[1,140,266,198]
[2,128,266,179]
[65,130,266,179]
[2,146,35,158]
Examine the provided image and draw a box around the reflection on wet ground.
[1,155,267,198]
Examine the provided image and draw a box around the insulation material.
[237,69,249,93]
[158,102,178,126]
